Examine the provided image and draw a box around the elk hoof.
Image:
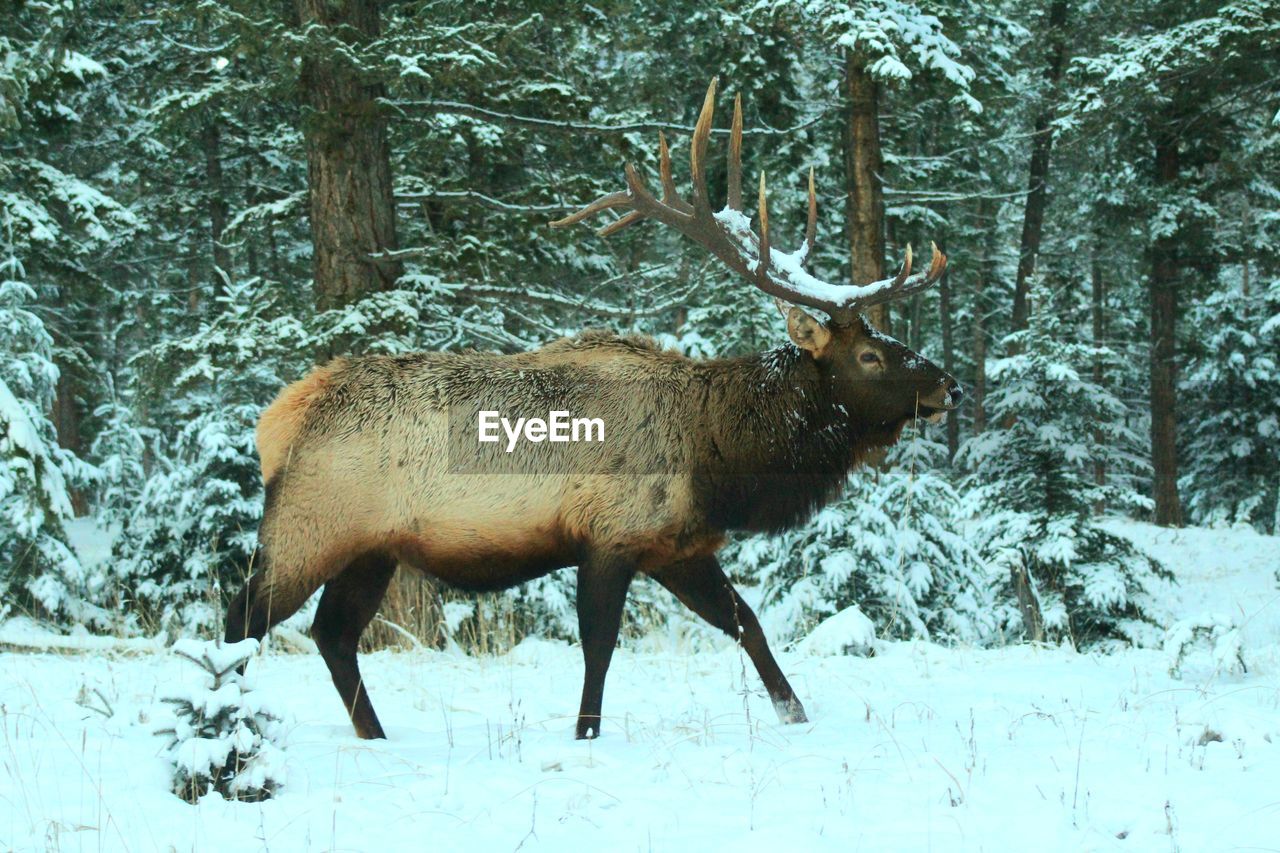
[575,718,602,740]
[774,697,808,725]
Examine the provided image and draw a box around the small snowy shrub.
[1163,615,1247,679]
[157,638,285,803]
[797,604,878,657]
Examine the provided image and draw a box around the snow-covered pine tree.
[957,284,1170,648]
[727,431,992,647]
[157,638,285,803]
[1179,249,1280,534]
[0,252,96,621]
[105,278,306,635]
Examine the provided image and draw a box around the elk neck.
[694,343,883,534]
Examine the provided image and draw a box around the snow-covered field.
[2,522,1278,851]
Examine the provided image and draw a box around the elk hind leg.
[311,552,397,740]
[576,552,637,739]
[650,556,807,724]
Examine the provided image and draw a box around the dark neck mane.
[694,344,890,534]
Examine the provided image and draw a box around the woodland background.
[2,0,1278,651]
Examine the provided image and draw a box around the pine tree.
[157,638,285,803]
[0,252,96,620]
[106,278,306,633]
[1180,274,1280,532]
[957,285,1170,648]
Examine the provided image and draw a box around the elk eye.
[859,352,881,365]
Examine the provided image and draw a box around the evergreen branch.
[381,98,826,137]
[394,190,572,214]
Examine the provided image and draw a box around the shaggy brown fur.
[227,314,960,740]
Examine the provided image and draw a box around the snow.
[2,522,1278,850]
[797,604,877,656]
[711,207,925,311]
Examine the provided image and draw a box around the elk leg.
[650,557,807,725]
[311,553,397,740]
[575,553,636,739]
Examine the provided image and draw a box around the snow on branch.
[381,98,826,137]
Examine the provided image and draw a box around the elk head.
[552,78,962,435]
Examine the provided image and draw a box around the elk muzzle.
[918,378,963,424]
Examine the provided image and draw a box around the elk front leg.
[575,552,636,739]
[311,552,397,740]
[650,556,807,725]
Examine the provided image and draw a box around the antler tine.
[657,131,692,214]
[597,210,646,237]
[896,243,914,286]
[927,240,947,281]
[848,243,949,314]
[727,93,743,211]
[757,172,770,279]
[689,78,717,216]
[549,190,633,229]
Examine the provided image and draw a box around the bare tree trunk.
[970,201,994,434]
[203,122,231,297]
[296,0,401,311]
[1091,240,1106,510]
[1011,0,1070,333]
[1012,565,1045,643]
[1150,132,1183,527]
[1240,200,1251,301]
[843,51,888,334]
[909,293,922,351]
[937,238,959,459]
[53,368,88,516]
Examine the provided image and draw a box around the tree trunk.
[52,365,88,516]
[1091,240,1106,510]
[970,200,994,434]
[937,237,959,459]
[296,0,401,311]
[1150,132,1183,527]
[1012,565,1045,643]
[843,51,888,334]
[203,122,231,297]
[1011,0,1070,333]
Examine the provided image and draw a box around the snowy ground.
[2,521,1278,851]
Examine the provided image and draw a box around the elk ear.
[786,307,831,357]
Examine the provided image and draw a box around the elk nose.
[945,380,964,408]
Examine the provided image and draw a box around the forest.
[4,1,1280,847]
[2,0,1278,652]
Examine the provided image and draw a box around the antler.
[550,78,948,325]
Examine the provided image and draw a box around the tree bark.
[1091,240,1106,509]
[1150,132,1183,527]
[1012,565,1045,643]
[843,51,888,334]
[938,239,959,459]
[970,200,995,435]
[1011,0,1070,333]
[296,0,401,311]
[52,364,88,516]
[203,122,231,297]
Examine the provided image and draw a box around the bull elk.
[226,79,961,740]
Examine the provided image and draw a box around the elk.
[225,79,960,741]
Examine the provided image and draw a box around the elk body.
[226,81,961,741]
